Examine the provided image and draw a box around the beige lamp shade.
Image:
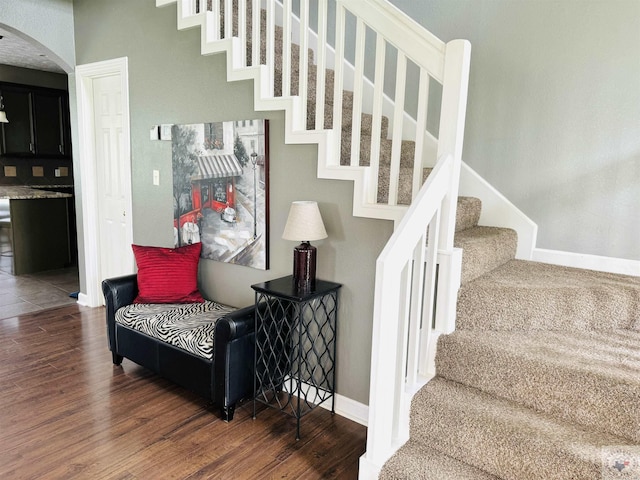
[282,201,327,241]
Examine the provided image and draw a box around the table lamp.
[282,201,327,291]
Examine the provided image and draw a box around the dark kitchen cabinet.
[0,83,70,158]
[1,89,33,155]
[33,91,67,156]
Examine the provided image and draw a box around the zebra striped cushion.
[115,301,236,359]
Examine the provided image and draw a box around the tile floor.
[0,266,80,321]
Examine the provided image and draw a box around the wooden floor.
[0,305,366,479]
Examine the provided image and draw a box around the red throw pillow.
[132,243,204,303]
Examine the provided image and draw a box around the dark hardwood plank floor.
[0,305,366,479]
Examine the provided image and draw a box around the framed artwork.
[171,119,269,270]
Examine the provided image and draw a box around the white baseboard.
[358,455,382,480]
[322,392,369,427]
[76,292,91,306]
[281,378,369,426]
[532,248,640,277]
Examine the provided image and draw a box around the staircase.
[380,195,640,479]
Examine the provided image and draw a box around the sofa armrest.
[215,304,255,340]
[102,274,138,355]
[214,303,256,411]
[102,274,138,310]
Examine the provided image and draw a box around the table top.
[251,275,342,301]
[0,186,73,200]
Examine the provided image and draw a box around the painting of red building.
[170,120,268,270]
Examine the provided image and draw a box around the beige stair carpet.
[382,191,640,478]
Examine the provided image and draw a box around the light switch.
[153,170,160,186]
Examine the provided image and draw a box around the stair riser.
[456,265,640,331]
[376,166,434,206]
[455,196,482,232]
[340,134,415,168]
[454,227,518,284]
[305,104,389,138]
[436,331,640,443]
[411,378,632,480]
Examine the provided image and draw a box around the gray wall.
[0,0,75,73]
[390,0,640,261]
[72,0,392,405]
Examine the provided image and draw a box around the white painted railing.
[359,155,457,478]
[358,26,470,475]
[157,0,470,477]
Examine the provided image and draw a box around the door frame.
[75,57,133,307]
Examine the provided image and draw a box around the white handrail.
[342,0,446,81]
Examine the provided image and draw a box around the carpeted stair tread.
[410,376,637,480]
[436,329,640,442]
[380,441,500,480]
[456,259,640,331]
[454,226,518,284]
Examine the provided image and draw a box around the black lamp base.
[293,241,316,292]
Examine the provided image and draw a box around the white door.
[76,57,133,307]
[93,74,131,281]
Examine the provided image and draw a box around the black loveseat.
[102,274,255,421]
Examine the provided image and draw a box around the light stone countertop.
[0,186,73,200]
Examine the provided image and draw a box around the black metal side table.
[251,275,341,440]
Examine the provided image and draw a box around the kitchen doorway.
[75,57,133,307]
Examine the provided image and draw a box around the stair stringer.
[158,0,410,225]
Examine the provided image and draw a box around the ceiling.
[0,26,65,74]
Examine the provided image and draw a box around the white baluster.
[266,0,275,95]
[419,208,439,374]
[368,34,386,204]
[282,0,292,97]
[350,17,365,167]
[298,0,309,128]
[239,0,247,66]
[224,0,232,38]
[315,0,328,130]
[412,69,430,200]
[406,232,427,387]
[389,52,407,206]
[208,0,220,40]
[251,0,260,66]
[332,2,346,164]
